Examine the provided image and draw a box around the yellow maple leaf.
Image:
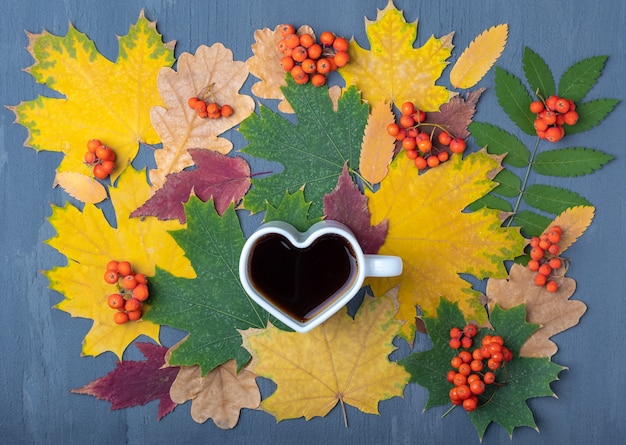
[359,101,397,185]
[45,168,195,359]
[150,43,255,189]
[11,12,174,202]
[241,293,409,424]
[449,24,509,89]
[366,151,526,340]
[339,0,455,111]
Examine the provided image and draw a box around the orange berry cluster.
[84,139,116,180]
[447,324,513,412]
[527,225,565,292]
[187,97,234,119]
[386,101,467,171]
[277,24,349,86]
[530,95,579,142]
[104,260,150,325]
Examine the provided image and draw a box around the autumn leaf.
[241,293,409,424]
[359,101,397,185]
[264,189,322,232]
[366,150,526,340]
[401,298,565,439]
[46,168,195,359]
[169,359,260,428]
[486,263,587,358]
[144,197,282,375]
[53,172,108,204]
[339,0,455,111]
[12,12,174,201]
[449,24,508,89]
[130,149,251,224]
[240,77,369,218]
[549,205,595,253]
[71,342,179,420]
[150,43,255,189]
[323,164,388,254]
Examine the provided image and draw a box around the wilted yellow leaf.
[54,172,107,204]
[366,150,526,340]
[449,24,508,89]
[46,168,195,359]
[12,13,174,201]
[169,360,260,428]
[150,43,255,189]
[549,205,595,253]
[486,263,587,358]
[339,0,455,111]
[359,101,397,185]
[241,293,409,424]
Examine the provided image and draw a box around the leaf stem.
[349,168,374,192]
[507,136,541,226]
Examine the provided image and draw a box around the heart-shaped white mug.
[238,220,402,332]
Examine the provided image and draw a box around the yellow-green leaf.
[339,0,455,111]
[46,168,195,359]
[449,24,508,89]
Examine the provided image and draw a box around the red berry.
[107,293,125,310]
[117,261,132,276]
[104,270,119,284]
[113,311,129,325]
[449,138,466,154]
[437,132,452,146]
[529,100,545,114]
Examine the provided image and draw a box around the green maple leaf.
[144,196,284,375]
[400,298,564,439]
[240,76,369,218]
[263,189,322,232]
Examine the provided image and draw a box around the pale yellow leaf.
[449,24,508,89]
[359,101,396,184]
[54,172,108,204]
[549,205,595,253]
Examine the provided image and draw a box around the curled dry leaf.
[150,43,255,189]
[169,360,260,429]
[486,263,587,358]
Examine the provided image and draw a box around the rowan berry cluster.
[104,260,150,325]
[386,101,466,171]
[187,97,234,119]
[527,225,566,292]
[447,323,513,412]
[277,24,349,87]
[84,139,116,180]
[530,95,579,142]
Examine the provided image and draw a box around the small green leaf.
[523,184,591,215]
[558,55,608,103]
[264,189,322,232]
[469,122,530,167]
[522,47,555,98]
[565,99,620,134]
[512,210,552,237]
[467,194,512,213]
[494,67,536,135]
[492,169,521,198]
[533,147,613,177]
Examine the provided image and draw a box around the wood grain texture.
[1,0,625,443]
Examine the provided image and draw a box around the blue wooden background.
[1,0,625,443]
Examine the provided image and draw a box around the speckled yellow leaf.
[54,172,107,204]
[241,293,409,423]
[12,12,174,201]
[150,43,255,189]
[339,0,455,111]
[549,205,595,253]
[359,101,397,185]
[45,168,195,359]
[449,24,508,89]
[366,150,526,341]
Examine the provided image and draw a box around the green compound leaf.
[469,122,530,168]
[523,184,592,215]
[558,55,608,103]
[240,77,369,218]
[533,147,613,177]
[522,47,555,99]
[511,210,552,237]
[492,169,521,198]
[565,99,620,135]
[401,299,564,440]
[466,194,513,213]
[494,67,536,135]
[263,189,322,232]
[144,197,284,375]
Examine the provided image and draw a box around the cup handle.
[363,254,403,277]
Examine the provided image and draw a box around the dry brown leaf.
[150,43,255,189]
[53,172,107,204]
[359,101,396,185]
[169,360,260,429]
[549,205,595,253]
[486,263,587,358]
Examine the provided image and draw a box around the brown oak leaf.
[169,360,260,429]
[486,263,587,358]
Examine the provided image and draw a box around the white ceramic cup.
[239,220,403,332]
